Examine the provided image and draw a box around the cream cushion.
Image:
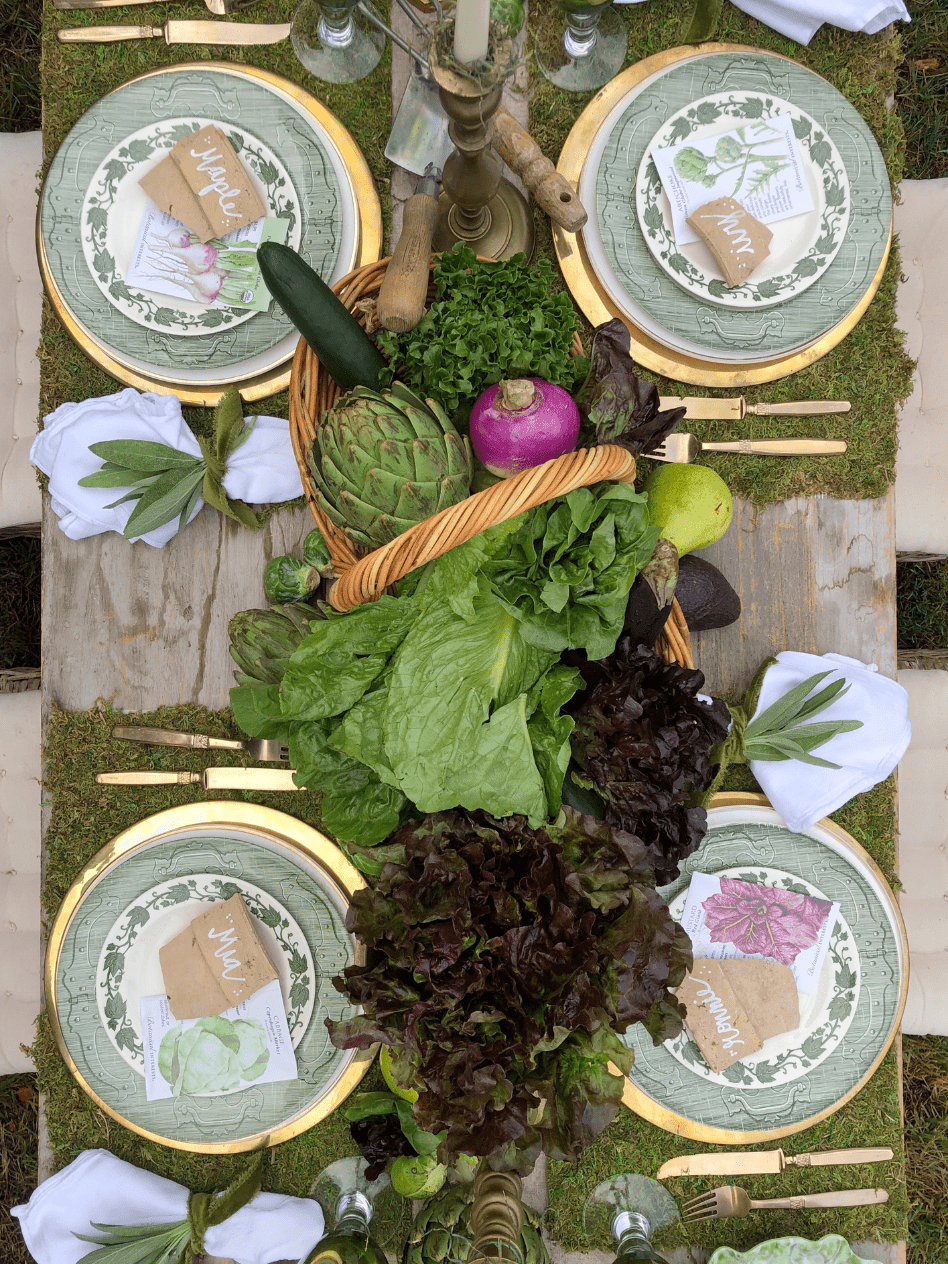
[0,130,43,529]
[0,689,41,1071]
[897,669,948,1034]
[894,179,948,554]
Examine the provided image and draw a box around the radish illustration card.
[678,873,839,995]
[124,203,288,312]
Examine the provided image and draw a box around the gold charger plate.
[45,802,374,1153]
[620,793,908,1143]
[555,45,891,387]
[38,63,382,407]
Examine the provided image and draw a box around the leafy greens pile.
[327,807,691,1172]
[376,243,581,419]
[232,483,657,872]
[568,638,732,884]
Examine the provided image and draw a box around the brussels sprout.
[302,527,335,577]
[264,554,322,605]
[157,1015,270,1096]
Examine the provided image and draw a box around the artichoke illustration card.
[679,873,839,995]
[141,978,298,1101]
[650,113,813,248]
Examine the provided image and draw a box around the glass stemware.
[291,0,385,83]
[302,1157,401,1264]
[583,1173,679,1264]
[534,1,628,93]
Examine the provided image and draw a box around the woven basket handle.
[327,445,637,611]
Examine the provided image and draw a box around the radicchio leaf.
[573,319,686,454]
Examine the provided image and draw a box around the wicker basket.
[287,257,693,668]
[0,668,40,693]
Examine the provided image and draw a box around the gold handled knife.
[658,397,851,420]
[58,19,291,43]
[96,768,298,790]
[657,1147,893,1179]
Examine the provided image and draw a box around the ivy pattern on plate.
[83,119,299,337]
[636,92,850,309]
[97,873,315,1072]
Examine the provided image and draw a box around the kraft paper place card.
[650,113,813,248]
[678,872,839,995]
[139,125,266,243]
[718,957,800,1041]
[141,978,297,1101]
[686,197,773,287]
[159,893,279,1021]
[677,960,763,1074]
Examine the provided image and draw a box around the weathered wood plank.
[42,501,314,715]
[691,492,897,697]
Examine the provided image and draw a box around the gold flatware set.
[98,726,296,789]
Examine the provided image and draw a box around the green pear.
[644,463,733,555]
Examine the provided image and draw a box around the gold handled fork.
[111,725,289,763]
[645,435,848,463]
[682,1186,889,1222]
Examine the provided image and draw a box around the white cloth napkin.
[748,651,911,834]
[11,1149,324,1264]
[30,388,304,547]
[729,0,909,45]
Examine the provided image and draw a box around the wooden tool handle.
[752,1189,889,1210]
[750,400,851,415]
[58,23,159,38]
[702,439,848,456]
[491,107,587,232]
[377,192,439,332]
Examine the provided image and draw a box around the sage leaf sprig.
[78,388,264,540]
[743,669,863,769]
[72,1218,191,1264]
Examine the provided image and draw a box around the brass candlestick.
[428,32,534,262]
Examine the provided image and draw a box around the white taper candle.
[453,0,490,63]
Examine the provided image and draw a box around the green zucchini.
[258,241,386,392]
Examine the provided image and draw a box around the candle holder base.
[433,182,534,262]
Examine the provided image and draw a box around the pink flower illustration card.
[679,874,839,994]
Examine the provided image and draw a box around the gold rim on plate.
[37,63,382,408]
[44,801,374,1153]
[554,44,892,388]
[619,792,908,1143]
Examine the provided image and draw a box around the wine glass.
[302,1157,402,1264]
[291,0,386,84]
[583,1173,679,1264]
[534,1,628,94]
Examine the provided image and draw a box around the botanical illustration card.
[651,114,814,247]
[124,203,289,312]
[678,873,839,995]
[140,978,297,1101]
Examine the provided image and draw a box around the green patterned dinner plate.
[621,798,907,1143]
[95,873,316,1078]
[664,866,859,1091]
[709,1235,874,1264]
[579,51,890,361]
[39,64,360,389]
[636,93,850,309]
[82,118,303,338]
[46,803,373,1152]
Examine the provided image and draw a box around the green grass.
[904,1035,948,1263]
[0,537,41,669]
[0,0,41,131]
[895,0,948,180]
[897,559,948,650]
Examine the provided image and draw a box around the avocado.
[676,555,741,631]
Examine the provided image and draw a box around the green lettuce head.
[158,1015,270,1096]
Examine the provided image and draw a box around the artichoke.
[228,603,321,685]
[404,1183,549,1264]
[307,382,472,549]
